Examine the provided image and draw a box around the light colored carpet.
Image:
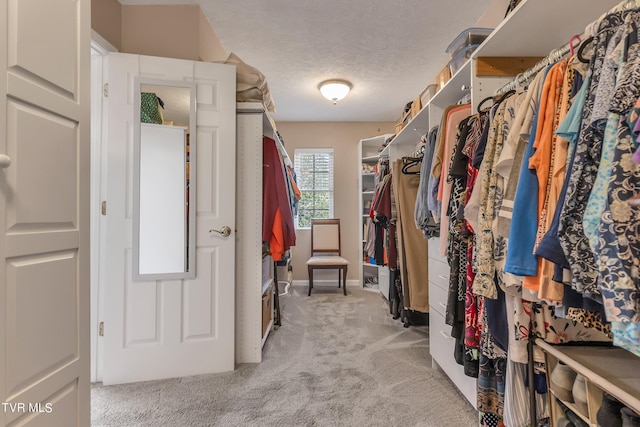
[91,285,478,426]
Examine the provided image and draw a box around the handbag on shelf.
[140,92,164,124]
[504,0,523,17]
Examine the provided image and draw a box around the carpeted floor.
[91,284,478,426]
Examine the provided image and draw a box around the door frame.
[90,30,116,383]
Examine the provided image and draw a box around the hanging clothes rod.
[496,44,571,94]
[496,0,640,95]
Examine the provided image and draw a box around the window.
[293,148,334,229]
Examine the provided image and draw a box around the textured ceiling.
[121,0,498,122]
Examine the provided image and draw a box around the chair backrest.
[310,219,342,256]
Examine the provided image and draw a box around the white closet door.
[0,0,91,425]
[102,52,236,385]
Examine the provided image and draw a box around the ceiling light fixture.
[318,79,352,104]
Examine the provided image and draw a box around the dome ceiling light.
[318,79,352,104]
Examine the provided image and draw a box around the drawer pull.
[439,330,454,340]
[438,302,447,310]
[438,275,448,281]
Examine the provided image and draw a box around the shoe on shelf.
[622,407,640,427]
[557,400,588,427]
[557,416,575,427]
[597,392,624,427]
[565,409,589,427]
[551,362,577,402]
[572,374,588,416]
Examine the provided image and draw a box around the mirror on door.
[132,78,197,280]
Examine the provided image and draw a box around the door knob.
[0,154,11,169]
[210,226,231,237]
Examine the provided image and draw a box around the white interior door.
[0,0,90,425]
[102,52,236,385]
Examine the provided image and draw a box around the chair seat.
[306,256,349,266]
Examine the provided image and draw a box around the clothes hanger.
[477,96,494,114]
[401,156,422,174]
[513,73,526,95]
[497,89,516,101]
[569,34,581,56]
[577,36,594,63]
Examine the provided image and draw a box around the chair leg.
[343,266,348,295]
[308,266,313,296]
[338,270,341,288]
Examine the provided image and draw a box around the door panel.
[7,252,78,394]
[8,0,79,96]
[123,258,160,345]
[0,0,90,425]
[6,101,78,230]
[103,53,236,385]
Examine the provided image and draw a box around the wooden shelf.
[262,277,274,295]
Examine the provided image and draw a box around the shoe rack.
[536,339,640,426]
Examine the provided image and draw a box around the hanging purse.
[140,92,164,124]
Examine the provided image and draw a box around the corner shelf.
[359,134,392,297]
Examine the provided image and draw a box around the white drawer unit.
[427,236,476,409]
[428,237,448,263]
[429,309,477,409]
[428,281,449,318]
[428,257,450,291]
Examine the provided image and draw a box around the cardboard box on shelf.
[411,96,422,119]
[436,66,451,90]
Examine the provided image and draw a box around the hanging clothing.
[392,159,430,313]
[558,11,627,295]
[503,66,551,279]
[375,173,398,269]
[415,127,440,237]
[262,136,296,261]
[523,59,569,301]
[596,19,640,356]
[536,71,591,275]
[435,104,472,255]
[473,95,513,299]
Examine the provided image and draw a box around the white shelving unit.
[358,134,392,297]
[236,102,288,363]
[379,0,624,410]
[384,0,623,156]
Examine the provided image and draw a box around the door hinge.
[98,321,104,337]
[103,83,109,98]
[101,201,107,215]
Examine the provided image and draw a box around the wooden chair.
[306,219,349,296]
